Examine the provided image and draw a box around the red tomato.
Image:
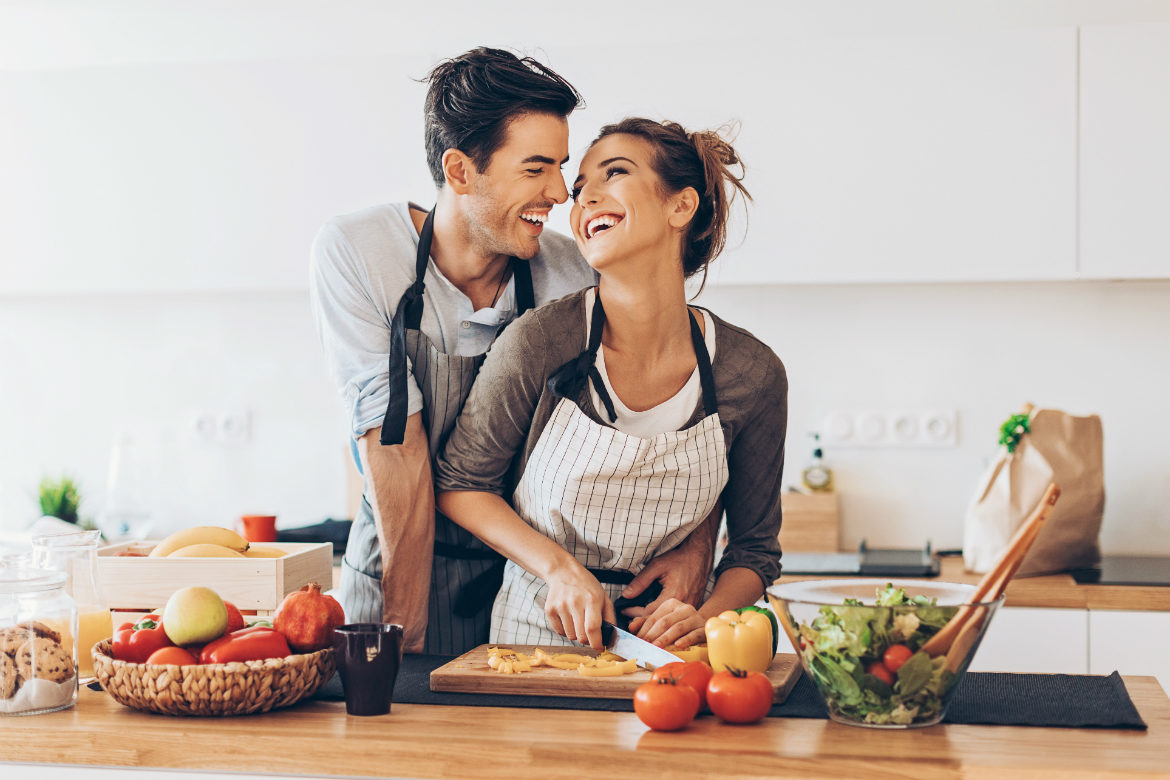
[633,678,700,731]
[146,646,199,666]
[706,669,774,724]
[651,661,713,709]
[866,661,894,685]
[882,644,914,673]
[223,601,245,634]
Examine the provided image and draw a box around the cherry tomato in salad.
[651,661,713,709]
[706,668,774,724]
[633,677,700,731]
[882,644,913,673]
[866,661,894,686]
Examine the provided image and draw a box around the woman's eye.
[570,186,582,202]
[604,166,628,180]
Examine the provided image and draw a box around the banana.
[149,526,250,558]
[242,545,286,558]
[166,543,247,558]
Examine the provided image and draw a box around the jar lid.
[0,567,68,594]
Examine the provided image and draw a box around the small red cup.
[238,514,277,543]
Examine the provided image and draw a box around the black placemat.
[313,655,1147,729]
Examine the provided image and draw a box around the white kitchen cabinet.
[1080,23,1170,280]
[1089,610,1170,695]
[552,28,1078,286]
[968,607,1088,674]
[0,54,436,294]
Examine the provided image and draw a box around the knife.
[599,621,685,670]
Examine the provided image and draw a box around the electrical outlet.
[188,409,251,446]
[821,409,958,449]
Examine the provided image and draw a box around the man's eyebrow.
[521,154,571,166]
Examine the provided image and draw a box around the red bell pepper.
[113,615,174,663]
[200,626,291,664]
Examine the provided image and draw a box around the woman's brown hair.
[591,118,750,290]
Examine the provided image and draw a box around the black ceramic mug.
[333,622,404,716]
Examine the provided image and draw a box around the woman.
[434,118,786,650]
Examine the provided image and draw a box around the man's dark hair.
[423,47,583,188]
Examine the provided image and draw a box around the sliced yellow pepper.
[704,610,774,673]
[577,658,638,677]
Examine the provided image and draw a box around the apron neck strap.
[548,291,719,423]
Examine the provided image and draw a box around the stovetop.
[1070,556,1170,586]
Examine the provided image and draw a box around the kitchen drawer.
[968,607,1088,674]
[1089,610,1170,695]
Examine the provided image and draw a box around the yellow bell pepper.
[705,609,775,673]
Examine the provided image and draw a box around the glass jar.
[0,567,78,715]
[32,530,112,681]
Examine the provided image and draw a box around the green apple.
[162,586,229,645]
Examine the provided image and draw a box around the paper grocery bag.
[963,408,1104,577]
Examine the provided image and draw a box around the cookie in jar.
[0,569,78,715]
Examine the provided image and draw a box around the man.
[310,47,715,655]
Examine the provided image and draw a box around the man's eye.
[525,168,543,175]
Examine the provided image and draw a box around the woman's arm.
[437,491,616,649]
[633,340,789,648]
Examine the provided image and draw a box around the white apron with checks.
[491,291,729,646]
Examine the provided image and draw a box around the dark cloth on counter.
[313,655,1147,730]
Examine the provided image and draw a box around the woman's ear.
[667,186,700,230]
[443,149,475,195]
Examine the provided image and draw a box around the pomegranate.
[273,582,345,652]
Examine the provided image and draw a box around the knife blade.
[600,621,685,670]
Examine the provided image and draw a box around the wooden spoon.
[922,482,1061,660]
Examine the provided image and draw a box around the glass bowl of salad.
[766,579,1003,728]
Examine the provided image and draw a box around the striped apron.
[337,208,533,655]
[491,290,729,646]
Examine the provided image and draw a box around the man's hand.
[622,501,721,632]
[631,598,706,648]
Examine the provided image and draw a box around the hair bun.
[689,128,740,167]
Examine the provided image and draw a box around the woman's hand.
[629,598,706,649]
[544,561,616,650]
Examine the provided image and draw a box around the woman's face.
[569,134,682,273]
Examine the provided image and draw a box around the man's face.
[464,112,570,260]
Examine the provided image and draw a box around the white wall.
[2,1,1168,555]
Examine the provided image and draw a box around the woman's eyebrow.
[573,156,638,188]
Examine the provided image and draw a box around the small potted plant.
[37,475,97,531]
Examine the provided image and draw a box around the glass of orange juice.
[32,530,112,681]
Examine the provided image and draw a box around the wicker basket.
[91,639,335,716]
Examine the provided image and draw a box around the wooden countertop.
[1,679,1167,778]
[780,556,1170,611]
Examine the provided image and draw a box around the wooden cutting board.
[430,645,802,702]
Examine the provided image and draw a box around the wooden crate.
[780,491,840,552]
[97,541,334,615]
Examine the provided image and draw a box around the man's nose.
[547,172,569,204]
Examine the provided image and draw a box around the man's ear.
[667,186,700,230]
[443,149,475,195]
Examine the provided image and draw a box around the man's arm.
[356,413,434,654]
